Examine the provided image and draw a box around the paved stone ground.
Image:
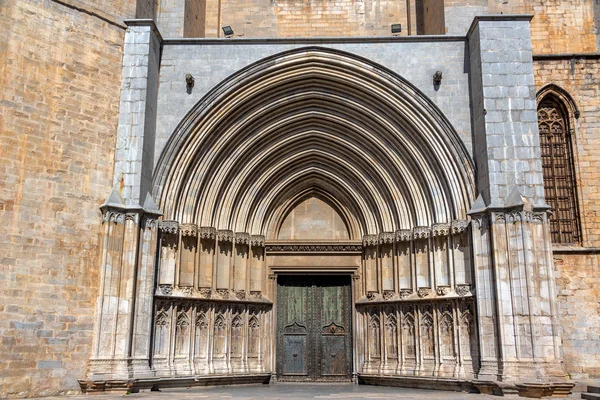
[31,383,582,399]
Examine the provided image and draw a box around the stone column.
[84,188,161,382]
[82,19,164,388]
[468,15,566,382]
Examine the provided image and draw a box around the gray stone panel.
[155,39,472,165]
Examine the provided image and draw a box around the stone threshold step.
[583,394,600,400]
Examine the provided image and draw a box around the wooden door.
[276,275,352,381]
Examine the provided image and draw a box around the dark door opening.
[276,275,352,382]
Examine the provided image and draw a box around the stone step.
[590,386,600,394]
[582,393,600,400]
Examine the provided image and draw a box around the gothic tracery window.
[537,97,580,244]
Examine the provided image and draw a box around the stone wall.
[554,252,600,378]
[533,56,600,378]
[156,39,471,163]
[154,0,600,50]
[0,0,127,397]
[444,0,598,53]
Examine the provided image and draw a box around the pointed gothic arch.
[536,84,581,243]
[152,47,476,235]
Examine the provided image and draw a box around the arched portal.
[148,47,478,383]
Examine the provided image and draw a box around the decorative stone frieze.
[378,232,395,244]
[399,289,412,299]
[413,227,430,240]
[199,288,212,299]
[180,223,197,237]
[235,290,246,300]
[366,291,381,301]
[455,284,471,297]
[159,220,179,234]
[451,219,469,234]
[417,287,431,298]
[362,235,378,247]
[383,290,396,300]
[216,289,229,299]
[157,284,173,295]
[431,223,450,237]
[250,235,265,247]
[249,291,262,299]
[199,226,216,239]
[436,286,450,296]
[235,232,250,245]
[266,244,361,252]
[177,286,193,296]
[395,230,412,242]
[216,229,234,242]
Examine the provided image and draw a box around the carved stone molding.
[399,289,412,299]
[436,286,450,296]
[235,290,246,300]
[235,232,250,245]
[157,284,173,295]
[180,223,197,237]
[250,235,265,247]
[175,286,193,296]
[413,227,430,240]
[216,289,229,299]
[383,290,396,300]
[417,287,431,298]
[141,216,158,230]
[362,234,378,247]
[471,215,488,231]
[249,291,262,299]
[451,219,469,234]
[199,226,216,240]
[431,223,450,237]
[379,232,395,245]
[395,230,412,242]
[266,244,362,252]
[159,220,179,234]
[199,288,212,299]
[455,284,471,297]
[366,291,381,301]
[217,229,234,242]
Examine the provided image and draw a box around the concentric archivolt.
[152,47,476,239]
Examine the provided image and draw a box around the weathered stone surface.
[1,0,600,398]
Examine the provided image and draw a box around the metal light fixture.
[185,74,195,88]
[222,26,234,37]
[391,24,402,34]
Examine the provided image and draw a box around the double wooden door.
[276,275,352,381]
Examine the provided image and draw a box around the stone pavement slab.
[29,383,581,400]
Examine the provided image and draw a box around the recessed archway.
[148,46,478,384]
[152,47,476,234]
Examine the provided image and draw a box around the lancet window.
[537,96,580,244]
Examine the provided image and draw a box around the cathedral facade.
[1,0,600,397]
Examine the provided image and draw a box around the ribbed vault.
[152,47,476,239]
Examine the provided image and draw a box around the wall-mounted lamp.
[222,26,234,37]
[185,74,195,88]
[433,70,443,85]
[391,24,402,35]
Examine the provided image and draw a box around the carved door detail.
[277,275,352,381]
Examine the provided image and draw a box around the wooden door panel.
[283,334,307,375]
[277,275,352,381]
[321,334,346,376]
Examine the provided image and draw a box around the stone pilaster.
[85,188,162,381]
[468,15,566,382]
[113,20,162,206]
